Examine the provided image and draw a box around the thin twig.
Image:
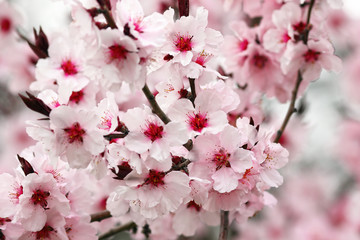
[274,71,303,143]
[219,211,229,240]
[142,83,171,124]
[98,221,136,239]
[189,78,196,107]
[99,8,117,29]
[90,210,112,222]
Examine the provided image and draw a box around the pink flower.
[192,125,254,193]
[115,0,168,48]
[14,173,70,232]
[167,90,228,136]
[122,106,189,161]
[50,106,105,168]
[281,38,342,84]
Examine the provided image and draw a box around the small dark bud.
[17,155,35,176]
[19,91,52,117]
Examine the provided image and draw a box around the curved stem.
[274,71,303,143]
[90,210,112,222]
[98,221,136,240]
[142,83,171,124]
[189,78,196,107]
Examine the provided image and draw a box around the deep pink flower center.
[144,170,165,187]
[187,200,201,212]
[238,39,249,51]
[31,189,50,209]
[213,148,231,170]
[0,217,11,226]
[69,90,84,104]
[63,122,86,143]
[0,17,11,33]
[293,21,307,34]
[178,88,189,98]
[252,54,268,69]
[61,60,78,76]
[143,122,164,142]
[10,185,23,204]
[35,225,54,239]
[281,33,291,43]
[174,34,193,52]
[187,112,208,132]
[303,49,320,63]
[108,44,128,61]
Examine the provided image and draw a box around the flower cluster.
[0,0,343,239]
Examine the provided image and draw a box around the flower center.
[143,170,166,187]
[35,225,54,239]
[292,21,307,34]
[252,54,268,69]
[238,39,249,51]
[178,88,189,98]
[69,90,84,104]
[31,189,50,209]
[213,148,231,170]
[0,217,11,226]
[143,122,164,142]
[174,34,193,52]
[0,17,11,34]
[61,60,78,76]
[187,112,208,132]
[281,33,291,43]
[303,49,320,63]
[108,44,128,61]
[63,122,86,144]
[195,51,210,66]
[10,185,23,204]
[187,200,201,212]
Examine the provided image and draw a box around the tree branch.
[142,83,171,124]
[189,78,196,107]
[274,71,303,143]
[90,210,112,222]
[98,221,136,239]
[219,210,229,240]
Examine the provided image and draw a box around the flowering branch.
[274,0,315,143]
[98,221,136,239]
[142,83,171,124]
[219,210,229,240]
[90,210,112,222]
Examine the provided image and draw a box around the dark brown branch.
[90,210,112,222]
[189,78,196,107]
[98,221,136,239]
[142,83,171,124]
[303,0,315,44]
[99,8,117,29]
[178,0,190,17]
[219,211,229,240]
[274,71,303,143]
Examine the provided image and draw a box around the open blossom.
[31,27,98,104]
[162,7,223,66]
[191,125,254,193]
[281,38,342,85]
[167,90,228,136]
[49,106,105,168]
[14,173,70,232]
[107,169,191,220]
[122,106,189,161]
[115,0,168,48]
